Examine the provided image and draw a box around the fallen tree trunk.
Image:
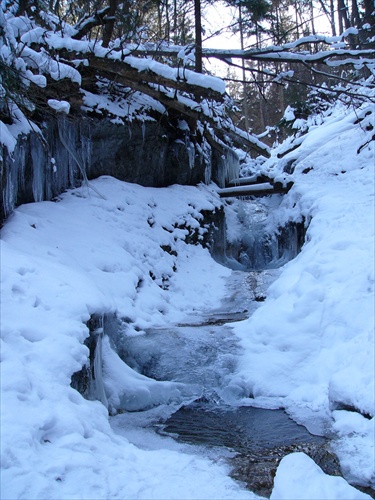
[218,181,292,197]
[40,50,270,157]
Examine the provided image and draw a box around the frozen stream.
[110,269,339,497]
[115,270,279,397]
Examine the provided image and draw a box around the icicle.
[57,116,106,200]
[204,145,212,185]
[89,326,108,409]
[80,121,92,177]
[2,152,17,217]
[224,147,240,186]
[186,138,195,170]
[141,121,146,144]
[215,147,240,188]
[30,133,46,203]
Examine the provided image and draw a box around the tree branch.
[72,7,112,40]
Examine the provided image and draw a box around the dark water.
[161,402,325,452]
[160,402,343,497]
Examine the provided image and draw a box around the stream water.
[110,269,341,497]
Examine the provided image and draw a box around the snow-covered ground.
[1,101,374,499]
[227,101,375,494]
[1,180,255,499]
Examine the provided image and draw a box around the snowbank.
[271,452,371,499]
[1,99,374,499]
[1,179,262,499]
[227,102,375,489]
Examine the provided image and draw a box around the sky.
[202,0,332,77]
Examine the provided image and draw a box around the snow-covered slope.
[1,180,261,499]
[227,101,375,490]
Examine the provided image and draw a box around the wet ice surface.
[118,269,281,397]
[122,322,240,394]
[110,268,280,444]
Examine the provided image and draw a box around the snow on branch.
[43,34,225,95]
[71,7,112,40]
[203,46,374,68]
[116,31,374,70]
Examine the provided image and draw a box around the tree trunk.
[173,0,177,42]
[194,0,202,73]
[165,0,171,41]
[239,5,250,131]
[102,0,117,47]
[310,0,316,36]
[359,0,374,48]
[363,0,375,26]
[157,1,163,39]
[337,0,350,33]
[350,0,360,27]
[330,0,337,36]
[16,0,28,15]
[294,1,300,39]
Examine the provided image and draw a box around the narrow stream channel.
[110,269,341,497]
[108,195,347,498]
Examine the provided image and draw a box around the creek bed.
[159,402,340,497]
[111,270,342,497]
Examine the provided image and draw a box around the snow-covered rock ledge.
[0,114,234,223]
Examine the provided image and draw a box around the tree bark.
[351,0,360,26]
[194,0,203,73]
[310,0,316,36]
[239,5,250,131]
[165,0,171,41]
[330,0,337,36]
[337,0,350,33]
[363,0,375,26]
[72,7,111,40]
[102,0,117,47]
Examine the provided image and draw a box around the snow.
[38,30,226,94]
[1,8,375,496]
[226,101,375,487]
[81,88,166,122]
[2,179,264,499]
[218,183,273,195]
[102,335,200,412]
[47,99,70,114]
[0,102,36,152]
[271,452,371,499]
[283,105,296,122]
[332,410,375,488]
[124,55,226,94]
[2,101,374,500]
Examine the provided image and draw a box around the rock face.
[86,119,209,187]
[0,115,233,223]
[230,442,342,498]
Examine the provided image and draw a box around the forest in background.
[1,0,374,163]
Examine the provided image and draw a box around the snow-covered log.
[218,183,289,197]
